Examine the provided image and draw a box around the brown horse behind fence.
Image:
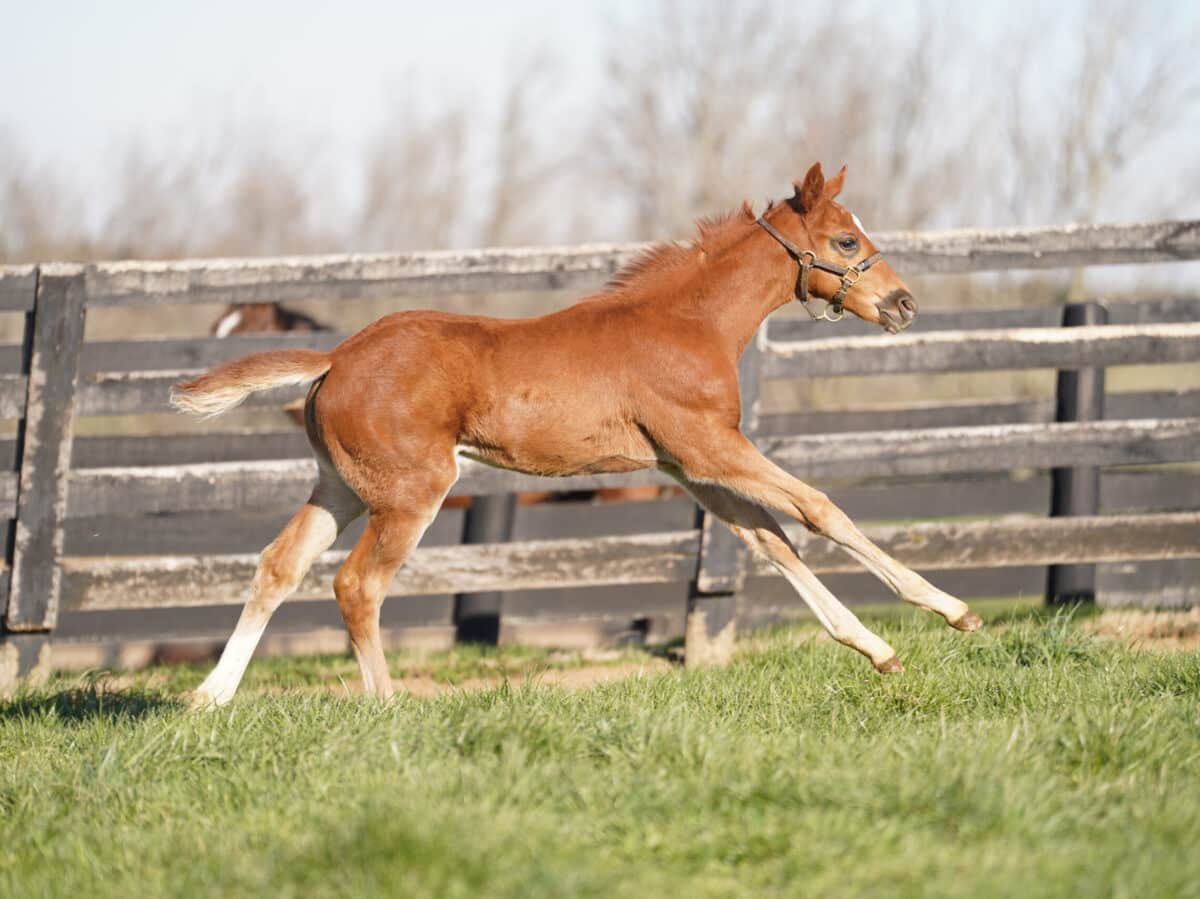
[175,163,982,706]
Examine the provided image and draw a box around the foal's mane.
[605,200,768,295]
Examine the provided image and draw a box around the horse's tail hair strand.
[170,349,332,419]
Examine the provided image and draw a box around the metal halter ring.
[818,304,845,323]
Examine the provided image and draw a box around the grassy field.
[2,606,1198,898]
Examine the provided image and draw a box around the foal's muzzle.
[877,291,918,333]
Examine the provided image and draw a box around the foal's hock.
[173,162,981,706]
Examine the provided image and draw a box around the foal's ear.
[792,162,825,213]
[823,164,847,200]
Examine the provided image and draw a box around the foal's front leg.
[673,427,982,631]
[681,479,902,671]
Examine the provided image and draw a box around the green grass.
[2,608,1199,899]
[119,639,651,695]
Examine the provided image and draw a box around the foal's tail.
[170,349,332,419]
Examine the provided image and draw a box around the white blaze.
[851,212,869,238]
[213,309,243,338]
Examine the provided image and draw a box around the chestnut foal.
[174,162,981,706]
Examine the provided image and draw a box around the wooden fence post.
[1046,301,1108,606]
[685,327,765,667]
[453,493,518,643]
[1,265,87,688]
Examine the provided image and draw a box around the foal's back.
[310,294,724,481]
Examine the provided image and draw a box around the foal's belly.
[457,412,658,479]
[456,439,657,479]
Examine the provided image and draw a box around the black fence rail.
[1,220,1198,684]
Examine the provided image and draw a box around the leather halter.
[756,216,883,322]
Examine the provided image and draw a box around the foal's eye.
[835,234,859,254]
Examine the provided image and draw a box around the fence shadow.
[0,684,181,724]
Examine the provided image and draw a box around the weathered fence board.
[55,467,1197,559]
[58,512,1200,613]
[61,531,703,612]
[763,322,1200,378]
[0,375,28,419]
[764,418,1200,478]
[82,244,644,308]
[76,220,1200,309]
[75,371,304,416]
[1102,470,1200,514]
[0,265,39,312]
[73,325,1199,416]
[69,429,312,468]
[761,389,1200,436]
[64,418,1200,516]
[874,220,1200,273]
[57,388,1200,468]
[0,473,19,520]
[57,297,1200,384]
[765,512,1200,575]
[65,458,677,516]
[80,331,344,374]
[35,294,1196,384]
[767,297,1200,342]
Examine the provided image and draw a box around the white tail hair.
[170,349,332,419]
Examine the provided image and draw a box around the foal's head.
[777,162,917,333]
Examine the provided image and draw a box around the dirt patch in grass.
[1085,609,1200,651]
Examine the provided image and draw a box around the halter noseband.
[756,216,883,323]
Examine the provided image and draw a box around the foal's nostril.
[898,295,918,321]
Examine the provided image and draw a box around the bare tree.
[996,0,1200,295]
[0,129,93,262]
[480,54,565,247]
[101,141,204,259]
[1001,0,1200,225]
[206,150,328,257]
[589,0,977,240]
[357,83,469,252]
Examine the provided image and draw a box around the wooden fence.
[1,219,1199,684]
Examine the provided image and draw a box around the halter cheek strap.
[756,216,883,323]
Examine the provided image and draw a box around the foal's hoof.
[874,655,905,674]
[189,690,219,711]
[189,685,231,710]
[951,611,984,632]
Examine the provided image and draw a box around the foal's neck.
[684,207,801,361]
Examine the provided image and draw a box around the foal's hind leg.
[334,466,457,699]
[193,472,363,707]
[672,427,982,631]
[683,480,901,671]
